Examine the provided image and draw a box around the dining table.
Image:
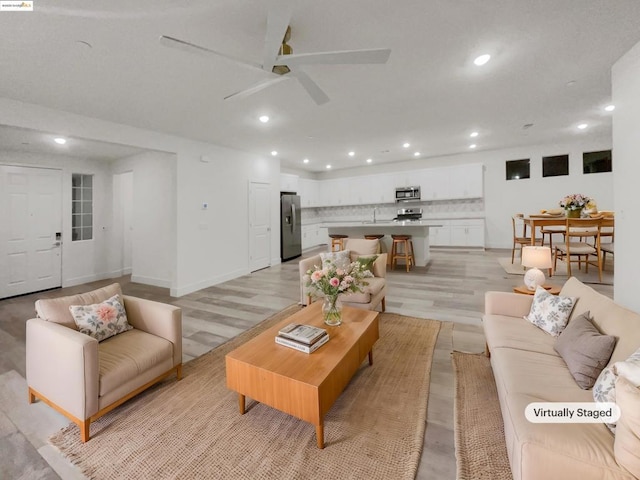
[524,215,614,246]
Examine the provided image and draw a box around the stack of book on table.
[275,323,330,353]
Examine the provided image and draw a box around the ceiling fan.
[159,3,391,105]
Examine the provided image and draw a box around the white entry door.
[0,165,62,298]
[249,181,271,272]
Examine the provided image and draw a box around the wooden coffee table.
[225,302,379,448]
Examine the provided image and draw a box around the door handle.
[53,241,61,247]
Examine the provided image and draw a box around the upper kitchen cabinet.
[369,174,396,204]
[280,173,299,193]
[418,168,450,201]
[298,178,319,207]
[448,164,483,199]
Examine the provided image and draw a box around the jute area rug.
[50,305,441,480]
[452,351,513,480]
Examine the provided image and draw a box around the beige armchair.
[299,238,387,312]
[26,283,182,442]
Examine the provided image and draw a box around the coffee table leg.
[316,422,324,449]
[368,349,374,366]
[238,394,246,414]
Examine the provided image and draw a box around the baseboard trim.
[171,268,250,297]
[131,275,170,289]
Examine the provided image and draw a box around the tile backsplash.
[301,198,484,224]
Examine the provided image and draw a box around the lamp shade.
[521,246,552,269]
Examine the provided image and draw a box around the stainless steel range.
[393,208,423,222]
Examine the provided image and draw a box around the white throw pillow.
[524,286,576,337]
[593,346,640,433]
[69,294,132,342]
[320,250,351,270]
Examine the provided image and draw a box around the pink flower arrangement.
[559,193,591,211]
[304,259,373,299]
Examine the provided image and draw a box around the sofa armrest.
[299,255,322,306]
[484,291,534,317]
[26,318,99,420]
[122,296,182,367]
[372,253,387,278]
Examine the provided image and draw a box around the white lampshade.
[521,246,552,269]
[521,246,552,291]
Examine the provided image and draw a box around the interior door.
[249,181,271,272]
[0,165,62,298]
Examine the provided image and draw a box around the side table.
[513,284,561,295]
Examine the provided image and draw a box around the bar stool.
[329,234,348,252]
[365,234,384,255]
[391,235,414,272]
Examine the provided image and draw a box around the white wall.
[0,97,282,297]
[112,152,176,288]
[0,151,113,287]
[311,138,613,249]
[612,39,640,312]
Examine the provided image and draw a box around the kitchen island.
[321,220,443,266]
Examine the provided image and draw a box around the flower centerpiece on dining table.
[303,259,373,326]
[559,193,592,218]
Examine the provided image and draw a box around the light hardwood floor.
[0,247,613,479]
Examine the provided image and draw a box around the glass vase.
[565,208,582,218]
[322,295,343,326]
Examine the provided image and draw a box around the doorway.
[113,171,133,276]
[249,181,271,272]
[0,165,62,299]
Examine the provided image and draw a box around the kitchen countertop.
[302,213,485,227]
[320,220,444,227]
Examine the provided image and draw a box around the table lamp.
[521,246,552,291]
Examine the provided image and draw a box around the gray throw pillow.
[554,311,616,390]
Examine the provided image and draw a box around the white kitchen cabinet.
[428,221,451,246]
[419,167,450,201]
[317,227,329,246]
[280,173,299,193]
[448,164,483,199]
[298,178,319,207]
[368,173,395,204]
[449,219,485,247]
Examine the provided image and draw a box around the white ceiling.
[1,0,639,172]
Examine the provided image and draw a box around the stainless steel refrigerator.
[280,193,302,261]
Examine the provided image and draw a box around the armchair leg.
[28,387,36,404]
[381,297,386,313]
[176,364,183,381]
[80,419,90,443]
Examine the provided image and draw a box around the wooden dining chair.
[511,214,541,263]
[601,242,614,270]
[553,217,603,282]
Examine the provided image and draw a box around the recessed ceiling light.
[604,105,615,112]
[402,142,410,148]
[473,54,491,66]
[326,164,332,169]
[348,151,355,157]
[366,158,372,163]
[271,150,278,156]
[54,137,67,145]
[259,115,269,123]
[470,131,479,138]
[577,124,588,130]
[469,144,477,149]
[414,152,420,157]
[303,158,309,164]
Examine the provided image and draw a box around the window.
[583,150,612,174]
[72,174,93,241]
[506,159,530,180]
[542,154,569,177]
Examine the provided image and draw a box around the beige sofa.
[483,277,640,480]
[26,283,182,442]
[299,238,387,311]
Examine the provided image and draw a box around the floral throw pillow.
[593,347,640,433]
[320,250,351,270]
[355,255,378,273]
[69,294,132,342]
[524,286,576,337]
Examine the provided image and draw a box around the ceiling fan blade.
[262,0,293,73]
[289,68,330,105]
[160,35,265,74]
[224,76,289,101]
[279,48,391,66]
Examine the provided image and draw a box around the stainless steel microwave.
[395,186,421,202]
